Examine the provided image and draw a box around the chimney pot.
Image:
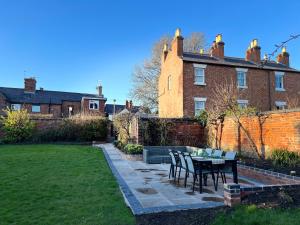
[210,34,225,59]
[171,28,184,57]
[276,46,289,66]
[96,83,103,97]
[174,28,181,38]
[245,39,261,63]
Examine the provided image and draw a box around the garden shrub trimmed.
[124,144,143,155]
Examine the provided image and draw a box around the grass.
[0,144,135,225]
[213,204,300,225]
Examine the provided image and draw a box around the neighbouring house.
[0,77,107,117]
[105,100,141,120]
[158,28,300,118]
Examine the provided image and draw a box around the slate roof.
[0,87,105,104]
[105,104,141,115]
[182,52,300,73]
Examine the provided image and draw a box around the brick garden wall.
[213,109,300,156]
[131,117,206,147]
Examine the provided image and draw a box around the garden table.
[192,157,238,184]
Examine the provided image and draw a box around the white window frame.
[193,64,207,85]
[194,97,207,116]
[167,75,171,90]
[11,104,21,111]
[275,71,285,91]
[237,99,248,108]
[236,68,248,88]
[32,105,41,113]
[275,101,287,110]
[89,100,99,110]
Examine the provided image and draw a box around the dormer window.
[275,72,285,91]
[236,68,248,88]
[193,64,207,85]
[89,100,99,110]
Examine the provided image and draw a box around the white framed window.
[237,99,248,108]
[11,104,21,111]
[193,64,207,85]
[275,101,286,110]
[89,100,99,110]
[194,97,207,116]
[236,68,247,88]
[167,75,171,90]
[275,72,285,91]
[32,105,41,113]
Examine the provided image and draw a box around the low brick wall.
[213,109,300,156]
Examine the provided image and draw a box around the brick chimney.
[162,43,169,62]
[125,100,133,110]
[245,39,261,63]
[171,28,183,57]
[24,77,36,93]
[276,47,289,66]
[210,34,225,59]
[96,83,103,97]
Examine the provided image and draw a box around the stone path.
[97,143,225,215]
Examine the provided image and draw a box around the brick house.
[0,78,107,117]
[158,29,300,118]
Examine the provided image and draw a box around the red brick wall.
[214,110,300,156]
[62,101,81,117]
[182,62,300,117]
[81,98,106,116]
[132,117,205,146]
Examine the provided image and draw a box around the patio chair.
[224,151,237,160]
[168,150,178,180]
[205,148,213,157]
[216,159,235,184]
[212,149,223,158]
[177,151,188,183]
[191,159,217,193]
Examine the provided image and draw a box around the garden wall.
[215,109,300,156]
[130,116,206,146]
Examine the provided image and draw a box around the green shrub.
[35,116,108,143]
[123,144,143,155]
[271,148,300,168]
[113,140,125,150]
[195,110,208,127]
[0,109,35,143]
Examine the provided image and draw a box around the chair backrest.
[169,151,177,165]
[178,152,187,169]
[212,149,223,158]
[205,148,213,157]
[225,151,237,160]
[185,155,195,173]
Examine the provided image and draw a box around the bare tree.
[208,79,264,158]
[130,33,206,112]
[113,111,133,144]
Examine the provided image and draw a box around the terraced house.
[158,29,300,118]
[0,78,107,117]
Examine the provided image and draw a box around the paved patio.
[98,144,227,214]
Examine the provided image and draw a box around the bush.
[271,148,300,168]
[123,144,143,155]
[195,110,208,127]
[0,109,35,143]
[113,140,125,150]
[35,116,108,143]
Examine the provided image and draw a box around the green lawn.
[0,144,135,225]
[213,204,300,225]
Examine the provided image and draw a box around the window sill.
[238,86,248,89]
[194,83,206,86]
[275,88,285,92]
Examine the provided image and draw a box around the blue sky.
[0,0,299,104]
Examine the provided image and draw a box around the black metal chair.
[168,150,178,180]
[192,159,217,193]
[216,159,235,184]
[177,151,188,184]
